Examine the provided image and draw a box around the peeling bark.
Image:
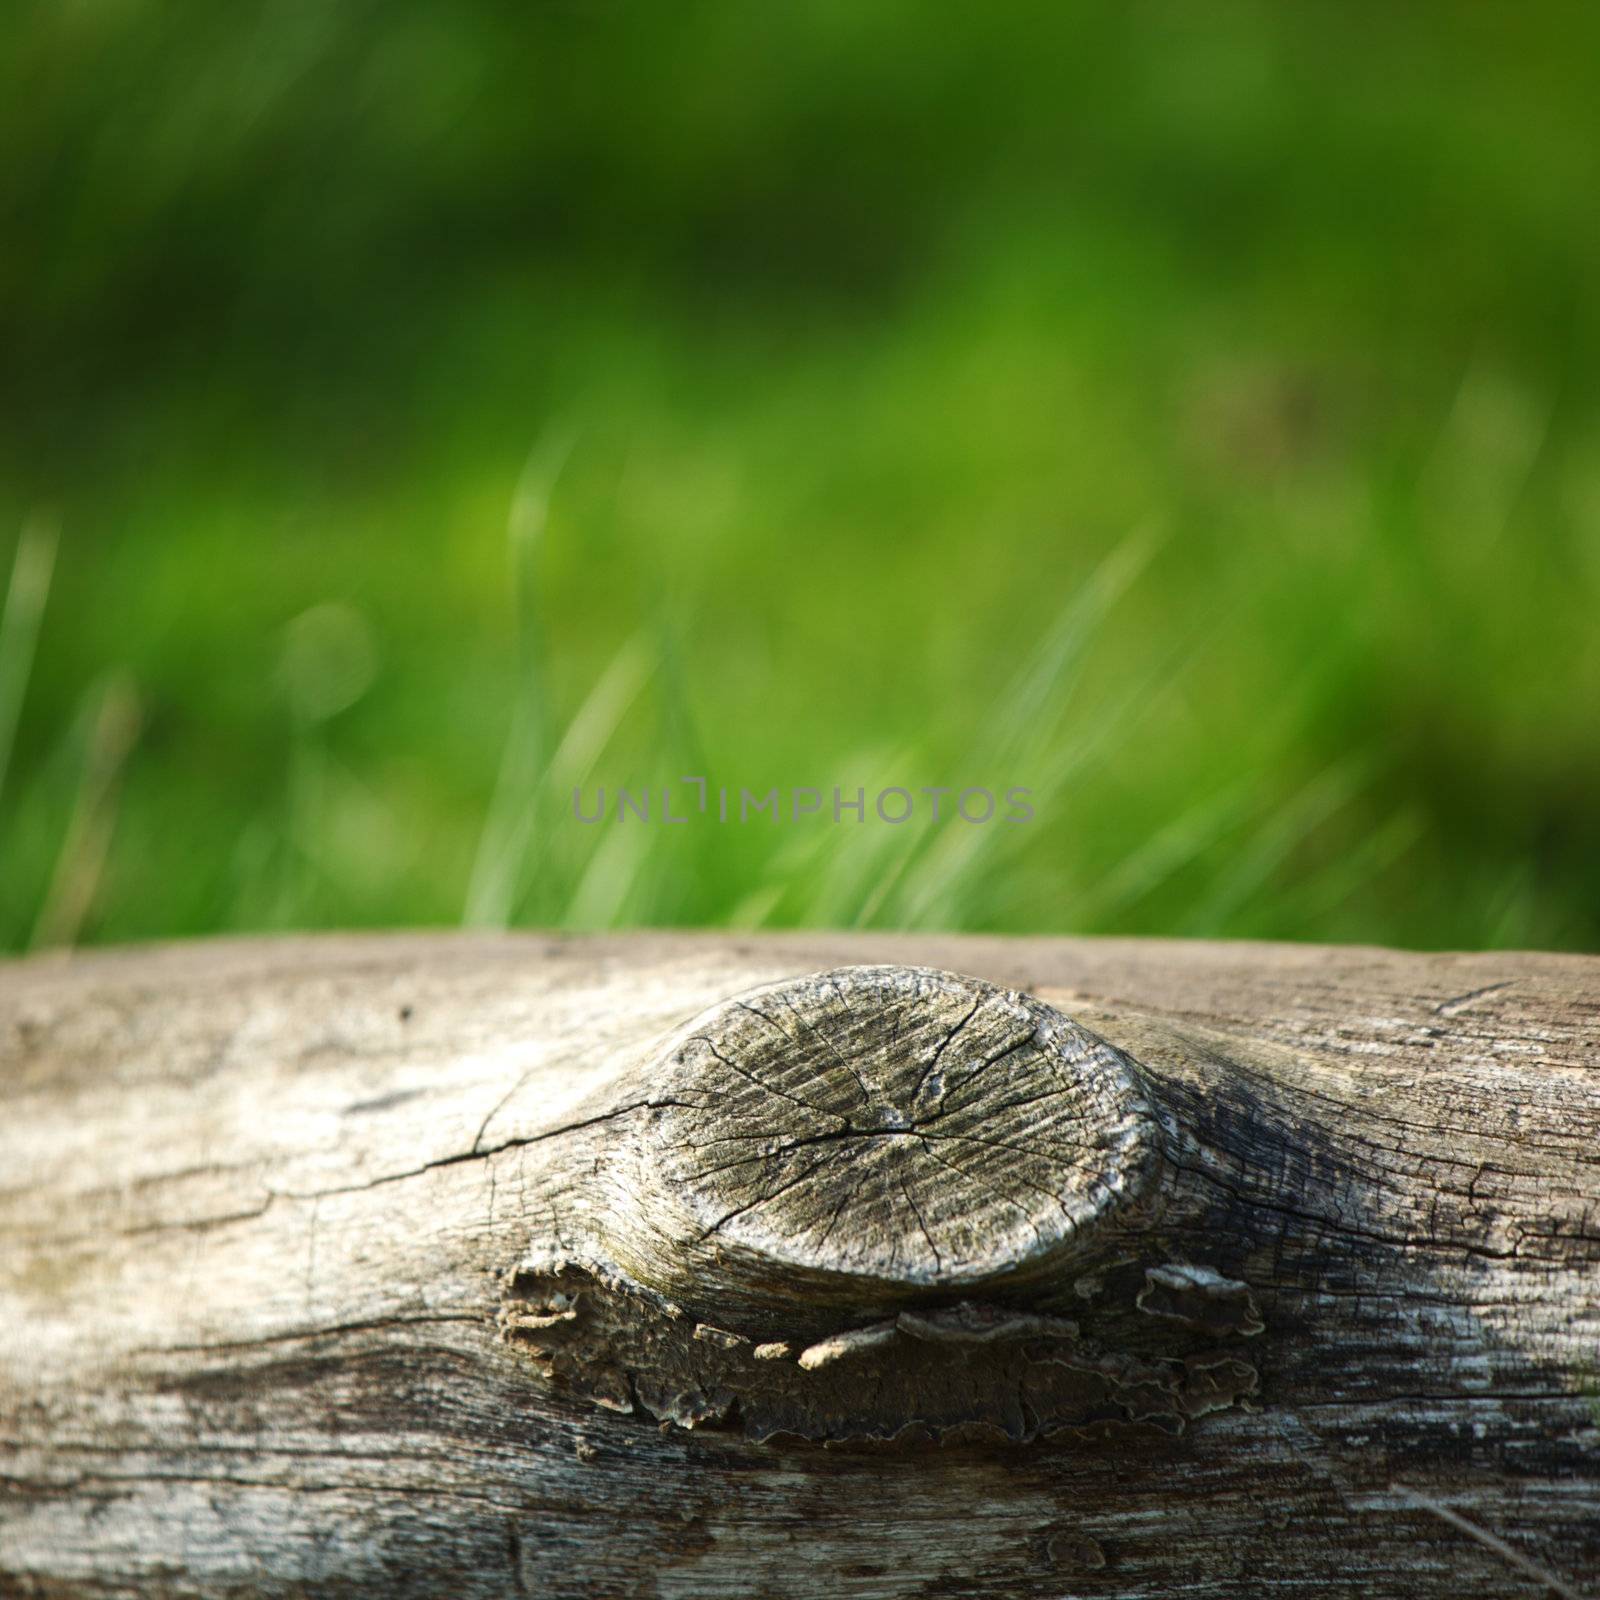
[1,930,1598,1598]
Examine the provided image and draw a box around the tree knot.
[591,965,1166,1336]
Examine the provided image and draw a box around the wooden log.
[1,930,1597,1598]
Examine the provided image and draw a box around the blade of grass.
[893,651,1179,931]
[30,671,141,950]
[1177,758,1367,938]
[465,431,573,927]
[881,526,1160,929]
[892,533,1177,931]
[563,813,650,930]
[546,634,654,797]
[465,630,654,928]
[1280,805,1425,936]
[531,632,655,922]
[0,515,58,818]
[1067,777,1259,930]
[784,746,918,926]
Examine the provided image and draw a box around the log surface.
[1,930,1597,1598]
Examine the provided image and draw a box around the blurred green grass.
[2,0,1598,953]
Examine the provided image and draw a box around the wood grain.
[2,930,1597,1598]
[601,964,1161,1330]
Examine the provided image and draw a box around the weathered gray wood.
[2,931,1598,1598]
[596,965,1161,1329]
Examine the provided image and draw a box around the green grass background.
[3,0,1598,953]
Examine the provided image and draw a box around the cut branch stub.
[596,965,1165,1335]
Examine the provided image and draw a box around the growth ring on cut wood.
[601,965,1164,1331]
